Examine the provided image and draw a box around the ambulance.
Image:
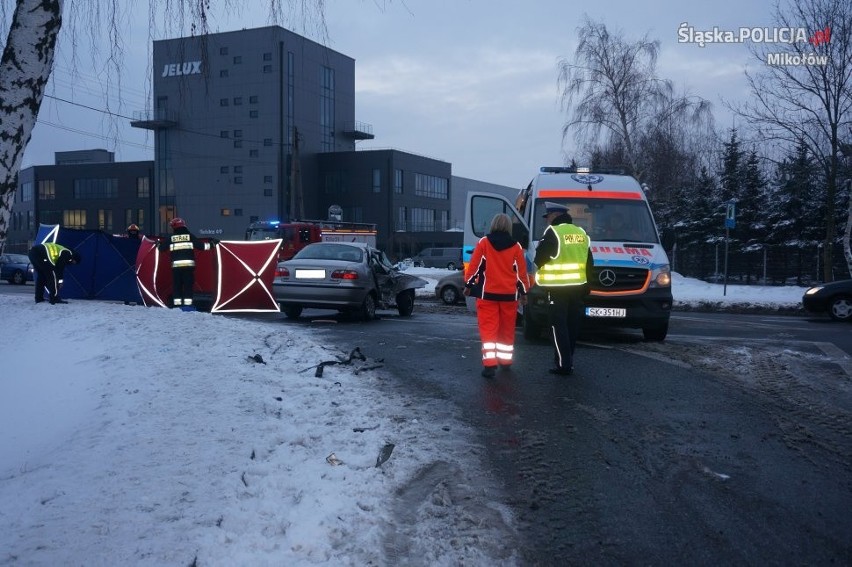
[464,167,673,341]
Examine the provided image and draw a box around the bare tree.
[733,0,852,281]
[0,0,326,254]
[557,16,711,182]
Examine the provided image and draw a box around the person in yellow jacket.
[28,242,82,304]
[464,213,531,377]
[533,202,594,376]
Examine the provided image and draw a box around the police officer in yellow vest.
[28,242,82,304]
[533,202,594,376]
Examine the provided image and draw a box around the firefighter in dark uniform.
[159,217,216,310]
[28,242,82,304]
[533,202,594,376]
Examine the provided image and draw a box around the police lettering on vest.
[538,224,590,287]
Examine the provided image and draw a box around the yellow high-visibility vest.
[537,224,589,287]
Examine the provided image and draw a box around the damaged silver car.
[273,241,428,321]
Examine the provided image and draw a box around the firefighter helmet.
[169,217,186,229]
[127,224,140,232]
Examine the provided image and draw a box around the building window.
[137,209,145,228]
[64,209,87,229]
[137,177,150,198]
[414,173,449,199]
[234,208,243,216]
[73,178,118,199]
[263,64,272,73]
[234,97,242,105]
[219,69,229,78]
[319,66,335,152]
[396,207,407,231]
[234,140,242,148]
[233,56,242,64]
[287,52,295,151]
[38,179,55,200]
[264,175,273,183]
[125,209,133,227]
[234,177,243,184]
[234,165,243,174]
[410,207,437,231]
[220,166,229,174]
[21,181,33,202]
[249,96,258,104]
[98,209,113,231]
[249,149,259,157]
[263,52,272,61]
[394,169,403,194]
[234,129,243,137]
[221,209,231,216]
[220,47,228,55]
[220,98,229,106]
[264,188,273,197]
[372,169,381,193]
[220,130,229,138]
[249,110,258,118]
[263,138,272,146]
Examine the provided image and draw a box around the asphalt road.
[285,301,852,565]
[4,283,851,564]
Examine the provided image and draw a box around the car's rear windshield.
[294,244,363,262]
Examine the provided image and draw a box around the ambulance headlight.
[651,265,671,287]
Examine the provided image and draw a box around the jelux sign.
[162,61,202,77]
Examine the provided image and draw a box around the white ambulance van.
[464,167,673,341]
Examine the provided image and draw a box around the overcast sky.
[18,0,786,188]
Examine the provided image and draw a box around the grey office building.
[6,150,153,253]
[132,26,378,238]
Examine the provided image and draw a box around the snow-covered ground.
[0,271,812,565]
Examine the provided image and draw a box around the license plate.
[585,307,627,318]
[295,269,326,279]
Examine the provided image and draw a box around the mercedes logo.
[599,269,617,287]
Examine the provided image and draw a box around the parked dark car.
[0,253,34,285]
[802,279,852,322]
[411,247,463,270]
[435,270,465,305]
[273,242,428,321]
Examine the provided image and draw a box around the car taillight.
[331,270,359,280]
[275,266,290,278]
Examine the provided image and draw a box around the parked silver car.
[273,242,428,320]
[435,270,465,305]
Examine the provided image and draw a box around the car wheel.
[359,293,377,321]
[12,270,25,285]
[446,262,457,270]
[440,285,460,305]
[828,295,852,322]
[396,290,415,316]
[283,305,303,319]
[522,308,543,341]
[642,321,669,341]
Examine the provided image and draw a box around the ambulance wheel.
[522,309,542,341]
[642,321,668,341]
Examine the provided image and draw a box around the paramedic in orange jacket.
[464,213,531,378]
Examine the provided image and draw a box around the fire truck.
[245,219,378,261]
